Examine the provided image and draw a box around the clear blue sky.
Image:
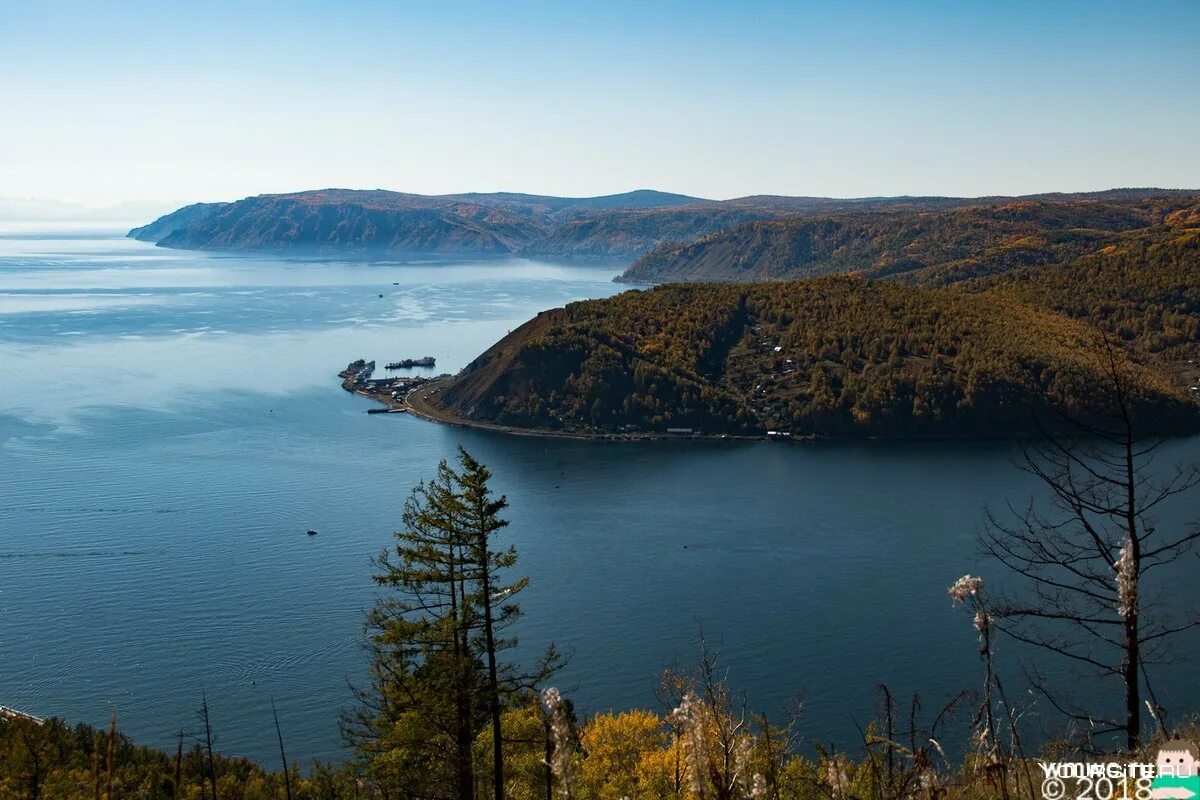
[3,0,1198,205]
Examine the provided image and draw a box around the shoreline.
[341,367,1200,445]
[344,373,1030,444]
[404,382,773,442]
[341,370,771,442]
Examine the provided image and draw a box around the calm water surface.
[2,225,1198,765]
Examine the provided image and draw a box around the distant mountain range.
[127,187,1200,262]
[127,188,719,258]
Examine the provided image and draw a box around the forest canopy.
[437,211,1200,438]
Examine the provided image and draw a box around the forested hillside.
[435,215,1200,438]
[967,224,1200,359]
[620,196,1198,284]
[520,207,770,259]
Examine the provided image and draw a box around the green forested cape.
[440,219,1200,437]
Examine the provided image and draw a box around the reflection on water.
[2,228,1198,767]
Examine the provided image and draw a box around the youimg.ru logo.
[1038,743,1198,799]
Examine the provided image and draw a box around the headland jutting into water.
[338,359,785,441]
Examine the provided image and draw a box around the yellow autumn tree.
[476,701,555,800]
[578,710,670,800]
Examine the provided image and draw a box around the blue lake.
[2,225,1198,766]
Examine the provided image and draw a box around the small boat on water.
[306,529,318,536]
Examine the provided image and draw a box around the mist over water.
[2,228,1198,766]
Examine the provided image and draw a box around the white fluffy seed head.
[948,575,984,603]
[541,688,577,798]
[1114,542,1137,618]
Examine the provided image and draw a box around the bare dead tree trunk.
[478,553,505,800]
[1123,560,1141,748]
[200,692,219,800]
[1120,394,1142,750]
[271,698,294,800]
[980,334,1200,750]
[449,539,476,800]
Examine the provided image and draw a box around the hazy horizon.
[6,183,1200,221]
[4,0,1199,207]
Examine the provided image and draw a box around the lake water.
[2,225,1198,766]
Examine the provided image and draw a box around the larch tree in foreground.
[980,336,1200,750]
[348,447,558,799]
[457,447,549,800]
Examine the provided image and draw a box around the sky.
[2,0,1199,207]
